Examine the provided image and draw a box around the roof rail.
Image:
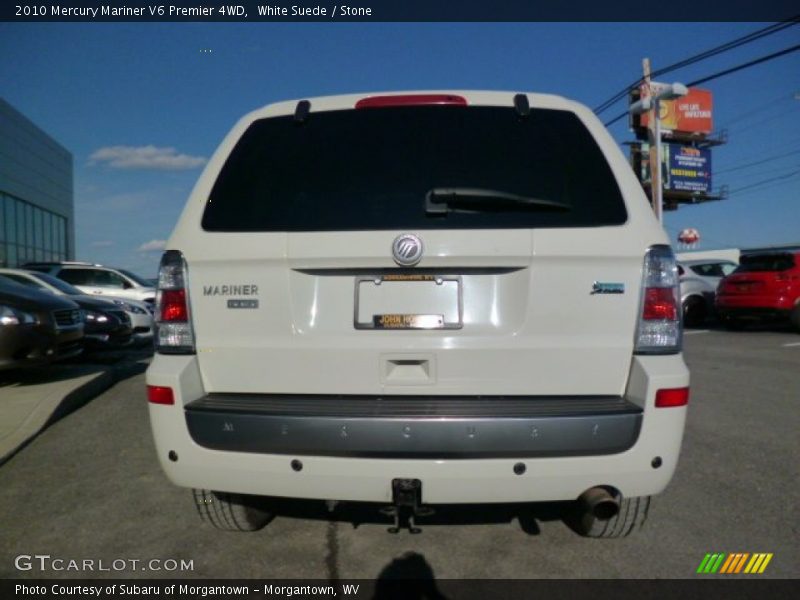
[22,261,98,266]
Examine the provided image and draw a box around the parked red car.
[716,251,800,330]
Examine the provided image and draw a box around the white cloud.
[137,239,167,252]
[91,240,114,247]
[89,145,206,170]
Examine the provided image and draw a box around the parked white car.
[677,259,738,327]
[146,90,689,537]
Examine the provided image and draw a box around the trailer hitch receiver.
[380,478,434,533]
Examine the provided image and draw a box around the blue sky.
[0,22,798,276]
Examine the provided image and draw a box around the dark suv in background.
[716,251,800,331]
[0,276,84,370]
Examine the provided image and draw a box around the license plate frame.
[354,274,463,330]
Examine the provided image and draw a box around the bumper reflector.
[655,387,689,408]
[147,385,175,405]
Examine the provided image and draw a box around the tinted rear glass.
[735,253,795,272]
[202,106,627,231]
[58,269,94,285]
[31,272,83,295]
[689,262,737,277]
[118,268,152,287]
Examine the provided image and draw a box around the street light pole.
[642,59,661,223]
[653,98,664,224]
[629,64,689,225]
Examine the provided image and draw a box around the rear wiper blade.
[425,187,570,215]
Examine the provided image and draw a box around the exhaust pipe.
[578,487,620,521]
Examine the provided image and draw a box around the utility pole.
[642,58,663,223]
[628,64,718,219]
[631,60,687,224]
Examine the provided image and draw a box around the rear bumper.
[716,306,792,321]
[185,394,642,459]
[716,294,794,312]
[84,331,133,349]
[146,354,689,503]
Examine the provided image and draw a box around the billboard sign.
[668,144,712,193]
[640,87,713,135]
[638,143,712,193]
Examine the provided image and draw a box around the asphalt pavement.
[0,327,798,579]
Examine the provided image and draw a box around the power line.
[603,42,800,128]
[722,103,800,136]
[727,168,800,195]
[714,148,800,175]
[592,19,799,116]
[686,44,800,87]
[716,90,800,129]
[727,177,800,201]
[592,21,794,115]
[719,162,800,182]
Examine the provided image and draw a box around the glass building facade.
[0,97,74,268]
[1,193,69,267]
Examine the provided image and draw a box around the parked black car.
[81,298,134,349]
[0,275,84,370]
[0,270,134,349]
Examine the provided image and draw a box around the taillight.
[160,290,188,321]
[155,250,195,354]
[355,94,468,109]
[147,385,175,405]
[642,288,678,320]
[635,245,681,354]
[655,387,690,408]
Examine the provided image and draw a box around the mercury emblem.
[392,233,423,267]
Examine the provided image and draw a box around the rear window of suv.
[735,253,796,273]
[202,105,627,232]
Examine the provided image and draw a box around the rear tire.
[193,489,274,531]
[682,296,708,328]
[791,304,800,332]
[569,495,650,538]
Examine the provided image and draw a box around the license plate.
[354,274,462,330]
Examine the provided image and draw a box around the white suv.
[146,91,689,537]
[24,262,156,312]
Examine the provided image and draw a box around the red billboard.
[640,87,713,135]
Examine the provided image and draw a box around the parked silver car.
[678,259,738,327]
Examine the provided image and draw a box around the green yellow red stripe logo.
[696,553,773,574]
